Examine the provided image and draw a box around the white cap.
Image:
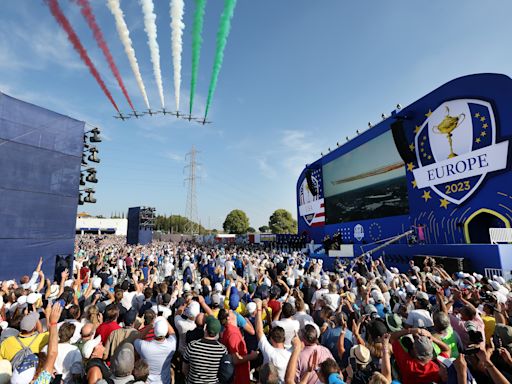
[64,279,73,288]
[92,277,102,289]
[185,301,200,318]
[214,283,223,292]
[154,317,169,337]
[183,282,191,292]
[416,291,429,301]
[27,293,42,305]
[17,296,27,306]
[496,276,506,285]
[82,336,102,359]
[246,302,257,314]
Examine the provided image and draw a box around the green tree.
[269,209,297,234]
[258,225,270,233]
[247,227,256,233]
[223,209,250,234]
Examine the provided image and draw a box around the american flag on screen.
[299,168,325,227]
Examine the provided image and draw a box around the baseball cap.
[112,343,134,377]
[154,318,168,338]
[0,358,12,384]
[83,336,102,359]
[92,277,102,290]
[211,293,221,306]
[185,301,200,319]
[20,312,39,332]
[414,335,434,361]
[214,283,223,292]
[205,315,221,336]
[27,293,41,305]
[229,294,240,311]
[416,291,429,301]
[385,313,403,332]
[246,302,257,315]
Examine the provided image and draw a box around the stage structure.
[297,74,512,274]
[127,206,155,245]
[0,92,84,279]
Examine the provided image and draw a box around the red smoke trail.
[76,0,135,112]
[47,0,120,112]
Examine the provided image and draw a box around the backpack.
[217,353,235,384]
[11,334,39,371]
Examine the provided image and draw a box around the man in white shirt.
[174,301,199,354]
[134,317,177,384]
[255,300,291,383]
[271,302,300,349]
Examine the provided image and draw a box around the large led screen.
[323,131,409,224]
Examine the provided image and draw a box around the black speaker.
[391,120,416,164]
[305,169,318,196]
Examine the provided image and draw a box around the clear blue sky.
[1,0,512,230]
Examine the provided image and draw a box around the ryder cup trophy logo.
[412,99,509,204]
[299,172,325,227]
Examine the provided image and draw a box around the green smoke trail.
[204,0,237,118]
[188,0,207,116]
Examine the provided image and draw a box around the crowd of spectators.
[0,235,511,384]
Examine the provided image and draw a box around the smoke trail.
[107,0,150,109]
[140,0,165,108]
[204,0,237,118]
[170,0,185,111]
[46,0,119,112]
[189,0,206,116]
[75,0,135,112]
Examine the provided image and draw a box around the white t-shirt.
[311,288,329,309]
[122,291,143,311]
[258,336,291,383]
[134,335,177,384]
[272,318,300,349]
[405,309,434,328]
[174,316,196,353]
[152,304,172,319]
[43,343,82,384]
[293,312,314,330]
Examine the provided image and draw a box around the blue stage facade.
[297,74,512,273]
[0,92,84,279]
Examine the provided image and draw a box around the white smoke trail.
[106,0,150,109]
[170,0,185,111]
[140,0,165,109]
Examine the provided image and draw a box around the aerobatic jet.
[196,117,212,125]
[145,109,160,117]
[114,112,129,121]
[130,111,144,119]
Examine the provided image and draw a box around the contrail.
[188,0,206,116]
[140,0,165,109]
[46,0,119,112]
[106,0,150,109]
[75,0,135,112]
[204,0,237,118]
[170,0,185,111]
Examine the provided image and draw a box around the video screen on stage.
[323,130,409,224]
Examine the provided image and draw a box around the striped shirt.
[183,338,227,384]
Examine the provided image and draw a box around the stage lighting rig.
[78,192,84,205]
[85,168,98,183]
[139,206,156,228]
[88,147,100,163]
[83,188,96,203]
[87,127,102,143]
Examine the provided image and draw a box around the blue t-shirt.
[320,327,353,368]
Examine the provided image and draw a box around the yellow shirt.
[0,332,49,361]
[482,315,496,346]
[223,299,246,315]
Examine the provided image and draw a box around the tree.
[247,227,256,233]
[269,209,297,234]
[223,209,250,234]
[258,225,270,233]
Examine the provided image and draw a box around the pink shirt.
[296,344,334,384]
[450,313,485,349]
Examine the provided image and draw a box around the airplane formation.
[114,110,211,125]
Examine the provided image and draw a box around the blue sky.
[1,0,512,230]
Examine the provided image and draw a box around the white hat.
[92,277,102,290]
[0,358,12,384]
[64,279,73,288]
[416,291,429,301]
[17,296,27,306]
[246,302,257,314]
[320,275,330,287]
[154,318,168,337]
[303,320,321,338]
[490,281,501,291]
[214,283,223,292]
[371,290,385,303]
[185,301,200,319]
[390,267,399,274]
[263,277,272,287]
[496,276,506,285]
[82,336,102,359]
[27,293,41,305]
[405,283,417,294]
[0,321,7,330]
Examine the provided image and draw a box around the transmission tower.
[184,146,200,234]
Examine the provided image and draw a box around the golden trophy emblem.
[432,106,465,158]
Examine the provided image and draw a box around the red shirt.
[220,324,250,384]
[80,267,90,283]
[268,299,281,317]
[96,321,121,344]
[140,324,155,341]
[392,339,449,384]
[125,256,133,267]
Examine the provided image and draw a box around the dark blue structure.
[297,74,512,273]
[0,92,84,279]
[127,207,153,245]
